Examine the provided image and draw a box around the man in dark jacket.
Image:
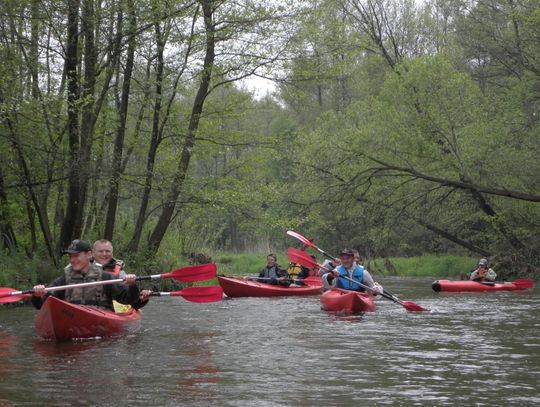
[32,239,147,311]
[256,253,290,286]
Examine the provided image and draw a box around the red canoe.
[432,278,534,293]
[35,296,141,341]
[320,288,376,314]
[217,275,322,297]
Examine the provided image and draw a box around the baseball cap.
[478,258,488,266]
[339,248,355,257]
[65,239,92,254]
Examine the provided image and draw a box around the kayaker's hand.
[33,285,46,297]
[140,289,152,301]
[331,270,340,278]
[372,282,383,296]
[124,274,137,286]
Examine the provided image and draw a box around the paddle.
[245,276,292,282]
[478,278,533,289]
[149,286,223,303]
[0,264,217,303]
[338,275,428,312]
[509,278,534,289]
[0,288,32,304]
[286,230,336,260]
[287,244,429,312]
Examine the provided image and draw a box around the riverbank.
[0,250,476,290]
[214,253,476,278]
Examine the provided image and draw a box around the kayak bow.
[35,296,141,341]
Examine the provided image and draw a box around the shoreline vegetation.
[215,253,477,279]
[0,250,518,292]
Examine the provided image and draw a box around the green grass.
[367,255,477,278]
[213,253,477,278]
[214,253,267,277]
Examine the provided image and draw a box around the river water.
[0,276,538,406]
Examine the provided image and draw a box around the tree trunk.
[58,0,81,252]
[0,165,17,251]
[104,0,135,240]
[125,18,166,252]
[413,217,491,256]
[75,0,97,238]
[146,0,215,254]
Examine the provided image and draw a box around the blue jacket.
[336,264,365,291]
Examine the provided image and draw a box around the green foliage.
[368,255,477,278]
[214,253,268,276]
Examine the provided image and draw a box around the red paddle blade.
[513,278,534,289]
[286,230,317,247]
[0,288,31,303]
[287,247,318,268]
[170,286,223,303]
[401,301,430,312]
[162,264,217,282]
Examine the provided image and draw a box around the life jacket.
[102,258,125,277]
[63,262,111,309]
[336,264,365,291]
[287,262,302,277]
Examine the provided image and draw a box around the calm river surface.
[0,276,539,406]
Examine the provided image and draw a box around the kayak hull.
[35,296,141,341]
[320,288,376,314]
[217,275,322,297]
[432,279,532,292]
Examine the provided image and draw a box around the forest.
[0,0,538,282]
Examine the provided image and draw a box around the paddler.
[321,248,380,294]
[31,239,148,311]
[469,258,497,282]
[92,239,151,310]
[253,253,291,286]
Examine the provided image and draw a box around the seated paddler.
[321,248,379,294]
[252,253,291,286]
[469,258,497,282]
[31,239,148,311]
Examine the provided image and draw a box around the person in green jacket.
[32,239,147,311]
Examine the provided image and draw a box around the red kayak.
[217,275,322,297]
[432,278,534,293]
[35,296,141,341]
[320,288,376,314]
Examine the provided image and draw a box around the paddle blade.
[170,286,223,303]
[513,278,534,289]
[286,230,315,247]
[162,264,217,282]
[287,247,318,268]
[401,301,430,312]
[0,288,31,303]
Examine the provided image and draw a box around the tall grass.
[367,255,477,278]
[214,253,268,277]
[214,253,478,278]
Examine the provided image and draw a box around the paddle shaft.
[1,264,217,298]
[149,286,223,303]
[8,278,125,296]
[286,231,336,260]
[246,276,292,281]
